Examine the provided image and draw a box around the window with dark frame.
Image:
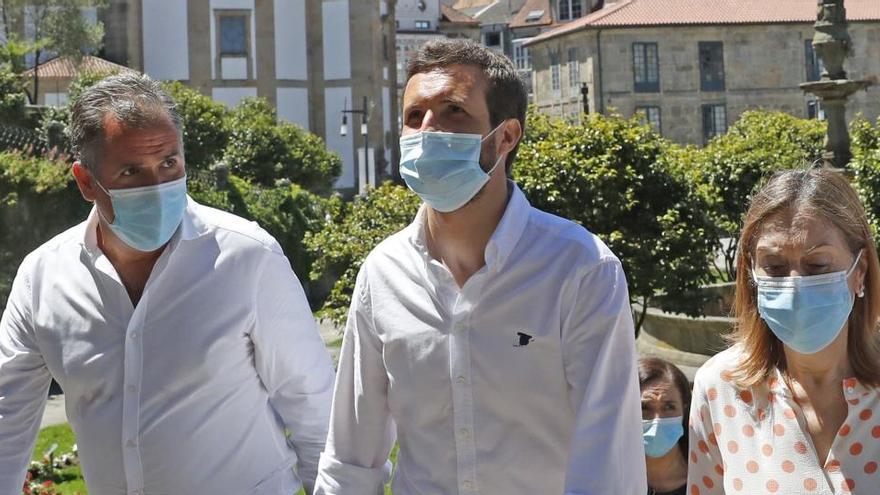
[805,40,824,82]
[633,42,659,93]
[699,41,725,91]
[550,51,560,91]
[636,106,661,134]
[414,20,431,30]
[568,47,579,87]
[485,31,501,46]
[219,15,247,56]
[702,103,727,142]
[558,0,582,21]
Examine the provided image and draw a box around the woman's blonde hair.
[732,168,880,388]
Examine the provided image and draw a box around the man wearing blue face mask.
[0,74,335,494]
[315,39,646,495]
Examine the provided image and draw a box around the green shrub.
[163,81,228,171]
[850,117,880,234]
[0,65,27,124]
[682,111,826,279]
[223,98,341,192]
[306,182,420,324]
[514,110,718,332]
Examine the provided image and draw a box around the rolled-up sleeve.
[314,263,394,495]
[562,258,647,495]
[252,248,336,493]
[0,263,52,494]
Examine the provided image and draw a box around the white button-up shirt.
[0,198,335,495]
[315,184,646,494]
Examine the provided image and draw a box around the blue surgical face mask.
[642,416,684,458]
[399,123,505,213]
[95,175,188,252]
[754,250,862,355]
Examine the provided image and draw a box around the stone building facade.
[527,0,880,145]
[100,0,397,194]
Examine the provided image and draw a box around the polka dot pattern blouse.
[687,347,880,494]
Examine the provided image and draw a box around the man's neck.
[425,179,511,288]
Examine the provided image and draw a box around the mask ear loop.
[849,249,865,297]
[482,120,508,177]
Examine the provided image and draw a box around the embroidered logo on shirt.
[514,332,534,347]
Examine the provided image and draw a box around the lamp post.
[341,95,372,194]
[580,82,590,115]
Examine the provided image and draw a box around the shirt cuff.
[313,453,388,495]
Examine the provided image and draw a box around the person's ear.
[498,119,522,157]
[72,162,98,203]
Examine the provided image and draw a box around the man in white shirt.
[314,39,646,494]
[0,74,335,495]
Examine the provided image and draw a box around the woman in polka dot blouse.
[688,169,880,494]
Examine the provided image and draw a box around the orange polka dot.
[848,398,860,406]
[860,409,873,421]
[872,425,880,438]
[699,440,710,453]
[728,440,739,454]
[714,464,724,476]
[708,388,718,400]
[742,424,755,437]
[804,478,818,491]
[702,476,714,489]
[850,442,863,456]
[794,441,808,455]
[732,478,743,491]
[773,423,786,436]
[762,444,773,457]
[739,390,753,404]
[844,377,858,389]
[840,424,852,436]
[827,459,842,472]
[747,460,759,473]
[713,423,722,435]
[767,392,777,403]
[724,405,737,418]
[691,451,698,463]
[842,479,855,492]
[865,461,878,474]
[766,480,779,492]
[708,433,717,446]
[690,484,701,495]
[757,408,767,421]
[782,460,795,473]
[783,408,796,419]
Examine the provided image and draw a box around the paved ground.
[40,320,345,430]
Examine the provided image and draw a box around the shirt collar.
[408,180,531,272]
[79,195,208,258]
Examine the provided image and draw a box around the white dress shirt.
[314,184,646,495]
[0,198,335,495]
[689,346,880,494]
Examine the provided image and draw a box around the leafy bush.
[515,110,718,332]
[850,117,880,233]
[681,111,826,278]
[163,81,228,171]
[223,98,341,192]
[306,182,421,324]
[0,65,27,124]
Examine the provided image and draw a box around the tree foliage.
[515,109,718,332]
[306,182,421,324]
[850,117,880,234]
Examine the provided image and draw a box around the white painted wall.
[322,0,351,81]
[44,92,69,106]
[212,87,258,107]
[277,87,310,130]
[143,0,190,80]
[274,0,308,80]
[325,87,355,189]
[210,0,256,80]
[221,57,248,80]
[143,0,189,80]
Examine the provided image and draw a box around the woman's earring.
[858,287,866,298]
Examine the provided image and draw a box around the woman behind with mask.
[688,168,880,494]
[641,357,690,495]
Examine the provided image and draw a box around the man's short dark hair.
[406,39,528,174]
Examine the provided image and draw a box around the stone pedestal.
[800,79,872,169]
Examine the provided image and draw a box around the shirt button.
[127,385,137,393]
[455,322,466,331]
[126,439,136,448]
[462,480,474,490]
[459,428,470,439]
[456,376,466,384]
[129,331,138,340]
